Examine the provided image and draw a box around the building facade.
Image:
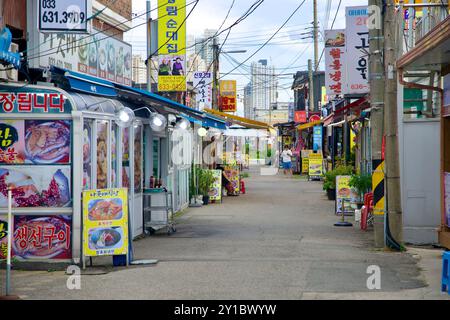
[244,59,278,121]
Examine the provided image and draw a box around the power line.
[218,0,308,81]
[315,0,342,71]
[27,0,198,61]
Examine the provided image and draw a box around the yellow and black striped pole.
[372,160,385,216]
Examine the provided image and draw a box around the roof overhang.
[203,108,274,130]
[398,16,450,73]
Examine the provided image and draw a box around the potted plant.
[349,173,372,208]
[323,165,354,200]
[198,169,215,205]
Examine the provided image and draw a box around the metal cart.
[143,188,176,235]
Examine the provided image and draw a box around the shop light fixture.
[150,113,167,132]
[115,107,135,128]
[175,118,190,130]
[197,127,208,137]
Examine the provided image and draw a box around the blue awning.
[181,114,203,125]
[114,84,204,120]
[50,66,117,97]
[203,114,227,130]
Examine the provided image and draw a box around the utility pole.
[313,0,319,70]
[369,0,386,248]
[212,37,220,110]
[384,0,403,248]
[308,59,315,115]
[146,0,152,92]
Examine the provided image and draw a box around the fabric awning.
[203,108,273,130]
[297,120,322,131]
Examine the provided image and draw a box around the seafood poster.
[0,166,71,208]
[12,215,72,260]
[209,170,222,202]
[0,120,71,165]
[36,29,132,86]
[224,166,240,195]
[83,188,129,257]
[445,173,450,227]
[335,176,358,215]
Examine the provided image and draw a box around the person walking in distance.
[281,145,293,176]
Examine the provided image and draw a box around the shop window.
[83,120,93,190]
[134,125,143,193]
[153,138,160,178]
[111,123,118,188]
[122,127,131,189]
[96,120,108,189]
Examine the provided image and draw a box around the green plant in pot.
[349,173,372,208]
[198,169,215,205]
[323,165,354,200]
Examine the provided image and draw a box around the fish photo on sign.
[25,120,71,164]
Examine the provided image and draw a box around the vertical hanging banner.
[193,72,212,110]
[345,6,369,95]
[219,80,237,112]
[324,29,346,98]
[158,0,187,92]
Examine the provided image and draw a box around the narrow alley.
[1,169,446,300]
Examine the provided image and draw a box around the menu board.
[83,188,129,257]
[336,175,358,215]
[209,170,222,201]
[83,121,92,190]
[308,153,323,177]
[224,166,240,195]
[37,29,132,86]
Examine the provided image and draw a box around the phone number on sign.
[41,10,86,25]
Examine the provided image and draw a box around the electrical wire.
[26,0,198,62]
[217,0,307,82]
[315,0,342,71]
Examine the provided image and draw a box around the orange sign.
[294,111,307,123]
[219,80,237,112]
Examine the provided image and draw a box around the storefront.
[0,66,225,263]
[397,14,449,246]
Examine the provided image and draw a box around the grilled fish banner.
[0,120,71,164]
[82,188,129,257]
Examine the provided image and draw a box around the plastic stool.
[443,251,450,294]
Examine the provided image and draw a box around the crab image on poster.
[0,166,71,208]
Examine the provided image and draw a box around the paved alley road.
[1,168,448,299]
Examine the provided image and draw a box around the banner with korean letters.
[324,29,346,98]
[193,72,212,110]
[345,6,370,95]
[158,0,187,92]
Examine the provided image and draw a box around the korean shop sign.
[324,29,346,97]
[345,6,369,95]
[0,88,71,114]
[193,72,212,110]
[39,0,88,32]
[219,80,237,113]
[157,0,187,92]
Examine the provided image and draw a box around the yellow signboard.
[158,0,186,92]
[302,157,309,174]
[308,153,323,177]
[83,188,129,257]
[220,80,237,112]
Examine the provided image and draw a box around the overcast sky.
[125,0,368,105]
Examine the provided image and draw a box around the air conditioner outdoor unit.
[0,43,19,82]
